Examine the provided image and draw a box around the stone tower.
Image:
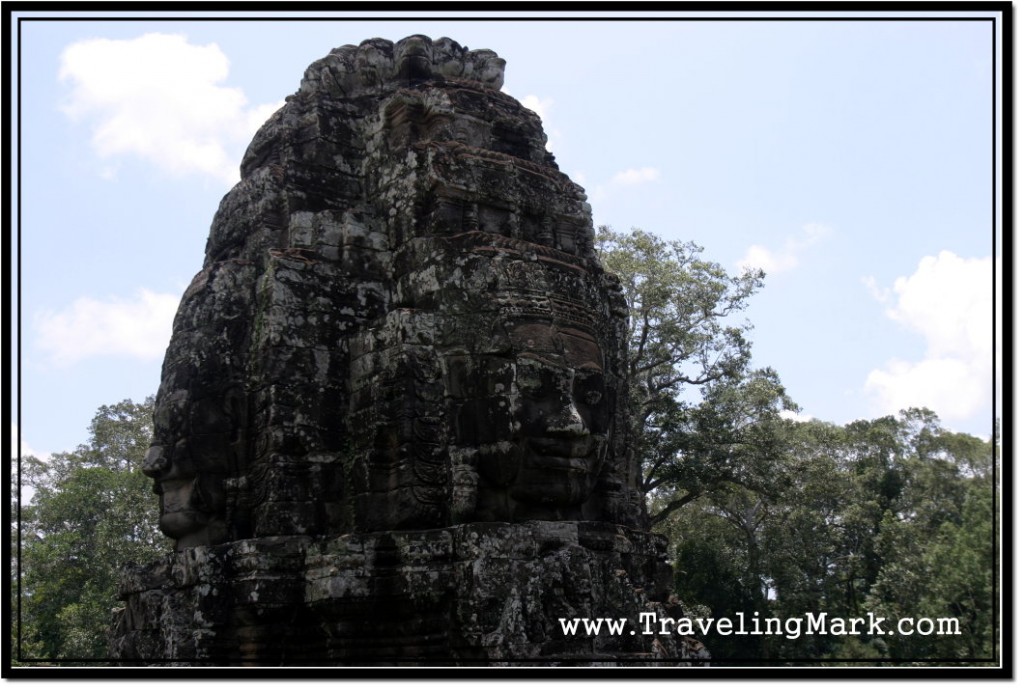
[110,35,706,665]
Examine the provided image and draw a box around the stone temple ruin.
[110,35,707,665]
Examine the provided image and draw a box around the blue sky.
[11,9,1003,463]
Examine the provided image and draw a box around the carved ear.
[192,475,225,515]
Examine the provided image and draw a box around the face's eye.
[515,362,546,397]
[574,370,605,407]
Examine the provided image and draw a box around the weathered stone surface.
[113,525,703,664]
[112,35,706,665]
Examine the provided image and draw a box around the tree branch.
[650,491,703,526]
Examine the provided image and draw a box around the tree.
[671,493,769,660]
[861,413,995,661]
[664,408,996,662]
[595,226,795,526]
[15,398,167,661]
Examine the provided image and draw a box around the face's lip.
[158,509,206,538]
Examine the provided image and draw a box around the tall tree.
[861,413,995,660]
[16,398,167,661]
[595,226,794,525]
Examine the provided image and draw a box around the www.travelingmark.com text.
[559,612,961,640]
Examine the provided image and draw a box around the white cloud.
[864,251,996,423]
[35,289,179,367]
[521,94,557,152]
[588,166,660,203]
[865,358,985,421]
[11,424,47,462]
[860,275,888,302]
[611,167,660,186]
[59,33,283,185]
[780,409,815,423]
[12,424,45,504]
[520,94,552,122]
[737,222,830,274]
[738,244,798,274]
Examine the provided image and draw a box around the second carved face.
[449,320,612,521]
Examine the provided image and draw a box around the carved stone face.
[470,50,506,90]
[356,41,392,88]
[142,36,637,546]
[451,321,611,519]
[142,385,239,547]
[395,35,433,81]
[433,37,466,80]
[143,445,224,548]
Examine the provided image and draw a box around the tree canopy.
[664,410,996,662]
[14,398,167,661]
[597,226,996,663]
[595,226,796,526]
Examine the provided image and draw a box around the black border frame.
[2,1,1012,679]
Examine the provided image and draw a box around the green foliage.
[592,226,994,664]
[666,410,996,662]
[670,487,773,659]
[864,418,995,661]
[596,227,795,526]
[14,398,168,662]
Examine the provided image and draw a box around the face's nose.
[545,382,587,438]
[142,445,170,478]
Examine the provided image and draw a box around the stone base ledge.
[111,521,708,666]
